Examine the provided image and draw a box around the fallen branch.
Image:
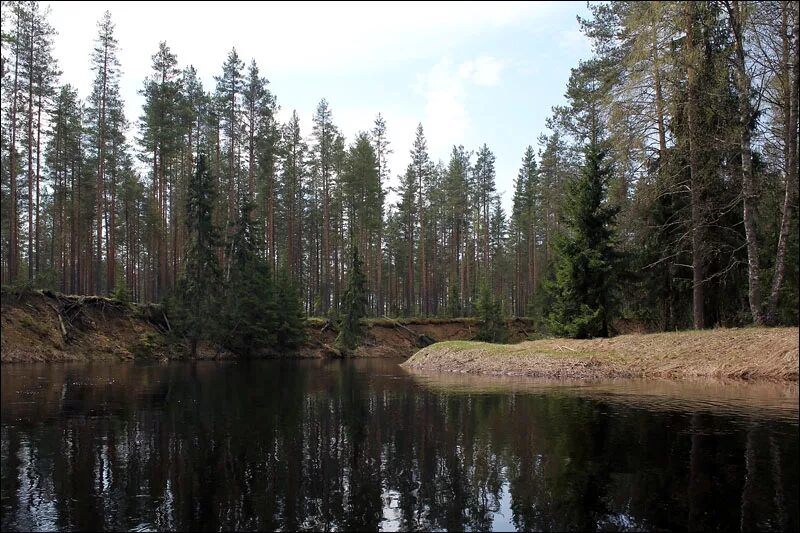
[46,302,68,340]
[382,315,418,337]
[320,318,338,333]
[382,315,437,347]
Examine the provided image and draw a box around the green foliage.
[336,244,368,353]
[112,282,130,306]
[172,152,222,355]
[275,266,307,350]
[447,281,462,318]
[547,143,619,339]
[220,202,278,357]
[474,280,508,343]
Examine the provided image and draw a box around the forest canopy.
[1,1,797,337]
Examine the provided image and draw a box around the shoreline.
[1,288,533,362]
[401,328,800,382]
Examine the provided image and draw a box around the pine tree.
[444,145,471,316]
[336,242,367,353]
[473,144,497,279]
[410,124,433,315]
[371,114,391,315]
[342,131,382,315]
[86,10,122,295]
[173,151,221,356]
[220,201,277,357]
[395,164,417,316]
[311,99,339,314]
[547,142,619,338]
[138,41,182,300]
[214,48,245,246]
[510,146,540,317]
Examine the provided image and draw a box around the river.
[1,359,797,531]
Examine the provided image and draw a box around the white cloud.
[558,28,592,55]
[42,0,581,213]
[413,54,507,159]
[45,1,548,161]
[458,55,508,86]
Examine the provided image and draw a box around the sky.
[46,1,593,212]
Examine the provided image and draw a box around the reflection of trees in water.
[1,362,798,531]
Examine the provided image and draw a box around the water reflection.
[1,360,797,531]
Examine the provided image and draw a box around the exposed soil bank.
[402,328,800,382]
[1,289,534,362]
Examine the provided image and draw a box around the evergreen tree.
[86,10,122,295]
[336,242,367,353]
[220,201,277,357]
[447,280,462,318]
[214,48,245,241]
[474,278,507,343]
[138,40,182,299]
[547,142,619,338]
[275,265,306,350]
[173,151,221,356]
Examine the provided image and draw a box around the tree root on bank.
[37,290,168,344]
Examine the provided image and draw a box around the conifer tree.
[336,242,367,353]
[547,142,618,338]
[220,201,277,356]
[275,265,306,350]
[447,280,462,318]
[474,278,507,343]
[86,10,122,294]
[173,151,221,356]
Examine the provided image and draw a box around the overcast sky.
[46,1,592,210]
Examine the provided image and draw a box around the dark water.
[1,359,798,532]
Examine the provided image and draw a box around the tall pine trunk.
[729,0,765,325]
[767,8,799,323]
[27,14,34,282]
[686,2,705,329]
[8,11,21,283]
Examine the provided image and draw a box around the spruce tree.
[220,201,277,356]
[275,265,306,350]
[447,281,462,318]
[173,151,221,356]
[474,278,507,343]
[336,243,367,353]
[547,142,618,338]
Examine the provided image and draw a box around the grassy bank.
[401,327,800,381]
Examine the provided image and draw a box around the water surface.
[1,359,797,531]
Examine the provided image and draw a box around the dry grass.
[402,327,800,382]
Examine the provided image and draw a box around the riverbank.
[402,328,800,382]
[0,288,534,362]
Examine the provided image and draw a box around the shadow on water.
[1,359,798,531]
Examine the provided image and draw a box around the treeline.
[1,1,797,332]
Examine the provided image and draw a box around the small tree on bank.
[336,244,368,353]
[447,281,462,318]
[474,279,508,343]
[547,142,619,338]
[276,265,307,350]
[173,152,222,356]
[220,202,277,357]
